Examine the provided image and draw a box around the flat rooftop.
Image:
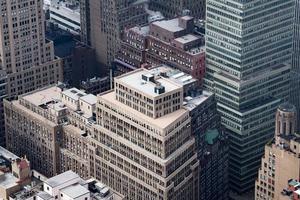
[99,91,188,129]
[174,34,200,44]
[0,146,19,160]
[80,94,97,105]
[152,18,184,33]
[62,88,87,101]
[148,65,197,86]
[116,68,182,97]
[44,170,79,187]
[61,184,89,198]
[0,173,18,189]
[184,90,213,111]
[130,26,149,36]
[36,191,53,200]
[22,86,62,106]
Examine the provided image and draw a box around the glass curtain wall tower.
[204,0,294,193]
[291,0,300,132]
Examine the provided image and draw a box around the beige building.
[5,66,204,199]
[4,85,97,178]
[0,0,63,145]
[255,103,299,200]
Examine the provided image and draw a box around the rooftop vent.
[142,74,155,82]
[154,85,165,94]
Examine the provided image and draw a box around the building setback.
[255,103,299,200]
[204,0,294,194]
[0,0,63,146]
[4,66,228,200]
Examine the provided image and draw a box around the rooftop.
[61,184,89,198]
[205,129,220,145]
[278,103,297,113]
[22,86,62,106]
[0,173,18,189]
[130,26,150,36]
[148,65,197,86]
[44,170,79,187]
[80,94,97,105]
[62,88,87,101]
[36,191,53,200]
[0,146,19,161]
[116,68,182,97]
[152,18,184,33]
[184,90,213,111]
[174,34,200,44]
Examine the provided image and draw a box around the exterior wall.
[149,0,206,20]
[255,144,300,200]
[117,21,206,81]
[60,126,90,179]
[4,100,61,177]
[87,0,148,67]
[80,77,111,95]
[6,59,63,98]
[0,184,21,200]
[0,71,7,146]
[291,0,300,132]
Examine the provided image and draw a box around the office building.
[255,103,299,200]
[205,0,294,193]
[4,65,229,199]
[291,0,300,132]
[4,85,96,177]
[149,0,205,20]
[0,0,63,146]
[117,16,206,81]
[80,0,148,67]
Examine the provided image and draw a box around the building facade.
[5,66,229,200]
[291,0,300,132]
[0,71,7,147]
[255,103,299,200]
[80,0,148,67]
[204,0,294,193]
[149,0,206,20]
[0,0,63,146]
[117,16,206,81]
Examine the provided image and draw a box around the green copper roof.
[205,129,219,145]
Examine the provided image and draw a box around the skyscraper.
[0,0,63,145]
[291,0,300,132]
[255,103,299,200]
[80,0,148,67]
[204,0,294,194]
